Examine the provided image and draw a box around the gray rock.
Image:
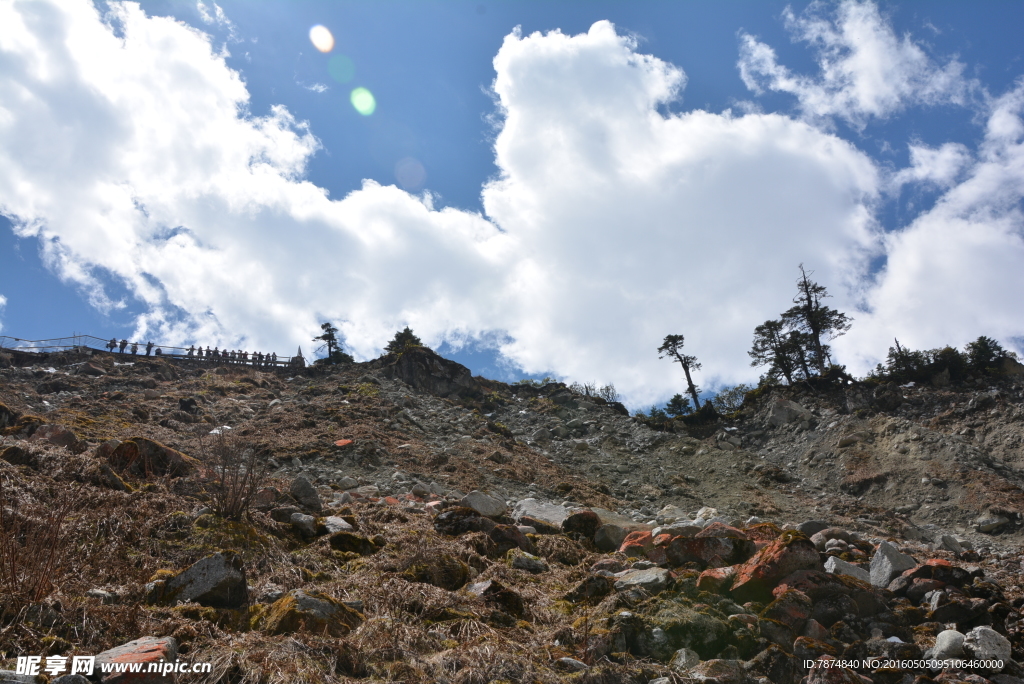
[271,505,302,523]
[976,516,1010,533]
[797,520,830,536]
[824,556,870,583]
[52,676,91,684]
[461,490,506,518]
[870,541,917,587]
[531,427,551,441]
[964,626,1011,672]
[0,672,38,684]
[510,551,549,574]
[513,498,570,530]
[86,588,118,604]
[290,512,317,538]
[554,658,588,672]
[837,431,871,447]
[594,523,628,552]
[323,516,354,534]
[410,481,430,497]
[932,629,965,660]
[289,475,322,513]
[337,476,359,490]
[767,398,812,427]
[157,552,248,608]
[648,679,672,684]
[937,534,964,554]
[669,647,700,672]
[613,567,671,594]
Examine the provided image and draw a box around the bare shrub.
[0,473,77,617]
[197,430,270,521]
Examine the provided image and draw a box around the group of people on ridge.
[105,338,278,366]
[185,346,277,367]
[107,338,161,356]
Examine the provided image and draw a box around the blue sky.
[2,0,1023,407]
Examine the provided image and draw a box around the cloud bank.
[739,0,975,127]
[0,1,1022,407]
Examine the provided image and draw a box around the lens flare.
[350,87,376,116]
[309,25,334,53]
[328,54,355,83]
[395,157,427,190]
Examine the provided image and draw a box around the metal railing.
[0,334,304,368]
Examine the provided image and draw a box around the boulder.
[150,552,248,608]
[80,361,106,376]
[761,588,813,632]
[618,530,654,557]
[666,535,756,568]
[963,626,1011,671]
[488,524,537,555]
[322,516,355,534]
[824,556,870,584]
[767,398,812,427]
[869,541,917,587]
[0,445,35,467]
[931,629,966,661]
[461,490,506,518]
[377,346,481,398]
[467,579,526,618]
[687,659,747,683]
[594,524,629,552]
[434,507,495,536]
[402,554,470,591]
[94,637,177,684]
[564,575,613,603]
[669,647,700,672]
[510,551,549,574]
[730,531,820,604]
[289,476,322,513]
[649,601,731,660]
[696,566,737,594]
[108,438,197,478]
[512,498,568,532]
[613,567,671,594]
[976,515,1011,533]
[263,589,363,637]
[329,532,381,556]
[28,424,86,453]
[290,513,317,538]
[561,510,601,538]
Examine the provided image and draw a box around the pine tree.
[665,393,692,417]
[780,265,852,374]
[658,334,702,410]
[385,326,423,354]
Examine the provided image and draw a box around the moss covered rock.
[108,437,198,477]
[262,589,363,637]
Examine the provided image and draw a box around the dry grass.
[196,430,271,521]
[0,471,78,618]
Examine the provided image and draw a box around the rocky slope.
[0,345,1023,684]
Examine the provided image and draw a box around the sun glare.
[350,87,376,116]
[309,25,334,53]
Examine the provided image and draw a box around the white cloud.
[303,82,329,94]
[739,0,975,127]
[480,20,881,404]
[0,293,6,334]
[892,142,972,190]
[2,2,1019,408]
[839,82,1024,365]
